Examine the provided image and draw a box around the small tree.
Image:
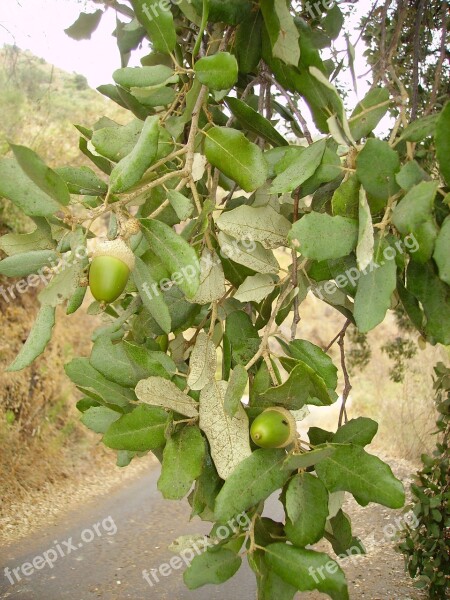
[400,362,450,599]
[0,1,448,598]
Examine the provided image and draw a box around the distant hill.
[0,45,126,165]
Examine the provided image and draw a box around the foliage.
[399,363,450,598]
[0,1,449,598]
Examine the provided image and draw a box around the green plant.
[0,1,449,598]
[399,362,450,598]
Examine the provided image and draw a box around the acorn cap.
[262,407,298,448]
[93,239,135,271]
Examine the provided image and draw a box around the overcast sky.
[0,0,377,125]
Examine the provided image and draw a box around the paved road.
[0,466,284,600]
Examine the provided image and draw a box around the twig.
[290,188,301,341]
[410,0,426,121]
[245,279,293,371]
[337,319,352,427]
[425,1,448,115]
[263,71,313,145]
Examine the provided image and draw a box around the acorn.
[250,407,297,449]
[89,239,135,303]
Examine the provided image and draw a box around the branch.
[245,279,293,371]
[337,319,352,428]
[263,71,313,145]
[425,1,448,115]
[290,188,301,341]
[410,0,426,121]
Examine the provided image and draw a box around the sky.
[0,0,141,88]
[0,0,377,119]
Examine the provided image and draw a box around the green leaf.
[0,227,53,257]
[113,65,175,88]
[130,0,176,54]
[79,136,112,175]
[332,417,378,446]
[433,216,450,285]
[184,548,242,589]
[285,473,329,546]
[187,331,217,391]
[325,509,365,556]
[356,187,374,270]
[251,552,297,600]
[391,181,439,263]
[226,97,288,147]
[270,139,326,194]
[283,446,336,470]
[191,0,252,25]
[332,174,360,219]
[190,248,226,304]
[130,85,176,108]
[90,336,174,388]
[109,115,160,193]
[38,261,84,307]
[91,120,144,162]
[0,159,63,217]
[315,443,405,508]
[140,218,200,298]
[356,139,400,202]
[204,127,268,192]
[216,205,291,249]
[218,232,279,274]
[194,52,238,90]
[259,362,333,410]
[354,240,397,332]
[189,449,223,520]
[436,101,450,186]
[81,406,121,434]
[10,145,70,206]
[55,166,108,196]
[199,380,251,480]
[136,376,199,417]
[322,5,344,39]
[235,10,263,74]
[7,305,56,372]
[224,364,248,417]
[158,426,206,499]
[289,213,358,261]
[277,338,338,390]
[349,88,390,140]
[395,160,430,191]
[407,261,450,345]
[64,10,103,40]
[265,544,349,600]
[65,358,136,407]
[398,113,439,143]
[214,449,290,523]
[133,256,171,334]
[308,67,355,145]
[235,274,275,303]
[167,190,194,221]
[260,0,299,66]
[0,250,58,277]
[103,404,168,451]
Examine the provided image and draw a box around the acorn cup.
[89,239,135,304]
